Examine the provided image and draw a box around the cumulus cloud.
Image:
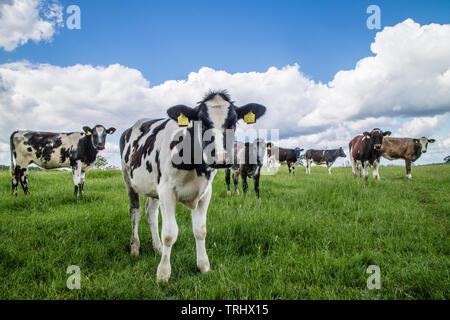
[0,0,63,51]
[0,18,449,167]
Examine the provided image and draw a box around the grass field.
[0,164,449,299]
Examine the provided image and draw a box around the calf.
[305,147,346,175]
[120,90,266,282]
[381,137,435,179]
[10,125,116,196]
[266,143,303,176]
[225,138,266,198]
[349,128,391,180]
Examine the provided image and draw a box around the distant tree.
[444,156,450,164]
[94,155,108,169]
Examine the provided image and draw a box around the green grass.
[0,165,449,299]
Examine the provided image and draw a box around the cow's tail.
[10,131,17,177]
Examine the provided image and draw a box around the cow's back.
[12,130,82,169]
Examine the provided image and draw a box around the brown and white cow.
[10,125,116,196]
[120,90,266,282]
[381,137,435,179]
[349,128,391,180]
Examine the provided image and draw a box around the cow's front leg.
[362,161,369,180]
[72,161,83,196]
[253,172,261,199]
[157,184,178,282]
[80,170,87,194]
[225,168,231,195]
[242,172,249,195]
[191,183,212,274]
[405,159,412,179]
[292,163,296,176]
[327,162,332,175]
[372,160,381,180]
[287,161,292,175]
[145,197,162,254]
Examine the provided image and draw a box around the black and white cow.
[10,125,116,196]
[266,143,303,176]
[305,148,346,175]
[120,90,266,282]
[225,138,266,198]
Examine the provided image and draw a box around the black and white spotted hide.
[225,138,266,198]
[10,125,116,196]
[119,90,266,282]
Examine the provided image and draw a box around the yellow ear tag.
[86,131,92,136]
[366,135,371,139]
[177,113,189,127]
[415,140,419,144]
[109,130,114,134]
[244,111,256,124]
[267,145,271,151]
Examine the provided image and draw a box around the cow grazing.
[349,128,391,180]
[225,138,266,198]
[381,137,435,179]
[266,143,303,176]
[10,125,116,196]
[120,90,266,282]
[305,147,346,175]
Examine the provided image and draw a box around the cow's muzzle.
[374,144,381,150]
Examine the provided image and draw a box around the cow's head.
[363,128,391,151]
[83,125,116,151]
[294,147,304,159]
[338,147,346,158]
[413,137,435,153]
[167,90,266,168]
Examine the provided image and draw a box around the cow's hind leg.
[128,188,141,257]
[11,165,20,196]
[156,184,178,282]
[232,171,240,195]
[19,167,30,194]
[191,183,212,274]
[145,197,162,254]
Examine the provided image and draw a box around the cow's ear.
[167,105,198,127]
[363,131,370,139]
[83,126,93,136]
[428,139,435,143]
[106,127,116,135]
[413,139,420,144]
[235,103,266,124]
[383,131,391,137]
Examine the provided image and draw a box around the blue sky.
[2,0,450,85]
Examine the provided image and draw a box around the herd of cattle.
[8,90,436,282]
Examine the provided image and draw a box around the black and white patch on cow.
[225,138,266,198]
[305,147,346,175]
[120,90,266,282]
[10,125,116,196]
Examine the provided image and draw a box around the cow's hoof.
[197,260,210,274]
[227,190,231,196]
[407,174,412,179]
[156,263,171,282]
[130,242,140,257]
[236,190,240,195]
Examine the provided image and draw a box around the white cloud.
[0,0,63,51]
[0,18,449,167]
